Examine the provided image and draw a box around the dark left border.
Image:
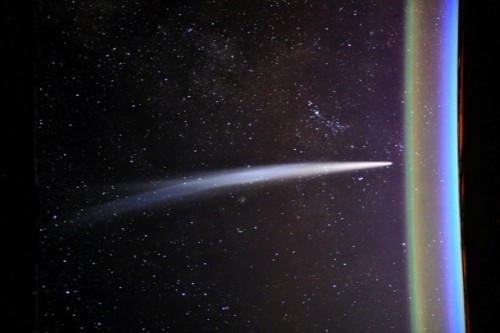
[2,0,38,331]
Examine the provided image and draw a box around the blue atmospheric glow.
[440,0,466,331]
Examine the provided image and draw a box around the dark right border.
[461,0,500,331]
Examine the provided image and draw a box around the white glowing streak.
[83,161,391,221]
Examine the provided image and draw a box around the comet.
[82,161,391,222]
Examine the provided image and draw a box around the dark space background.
[2,0,499,332]
[33,1,406,332]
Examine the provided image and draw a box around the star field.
[38,0,408,331]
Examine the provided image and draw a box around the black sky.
[34,1,409,332]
